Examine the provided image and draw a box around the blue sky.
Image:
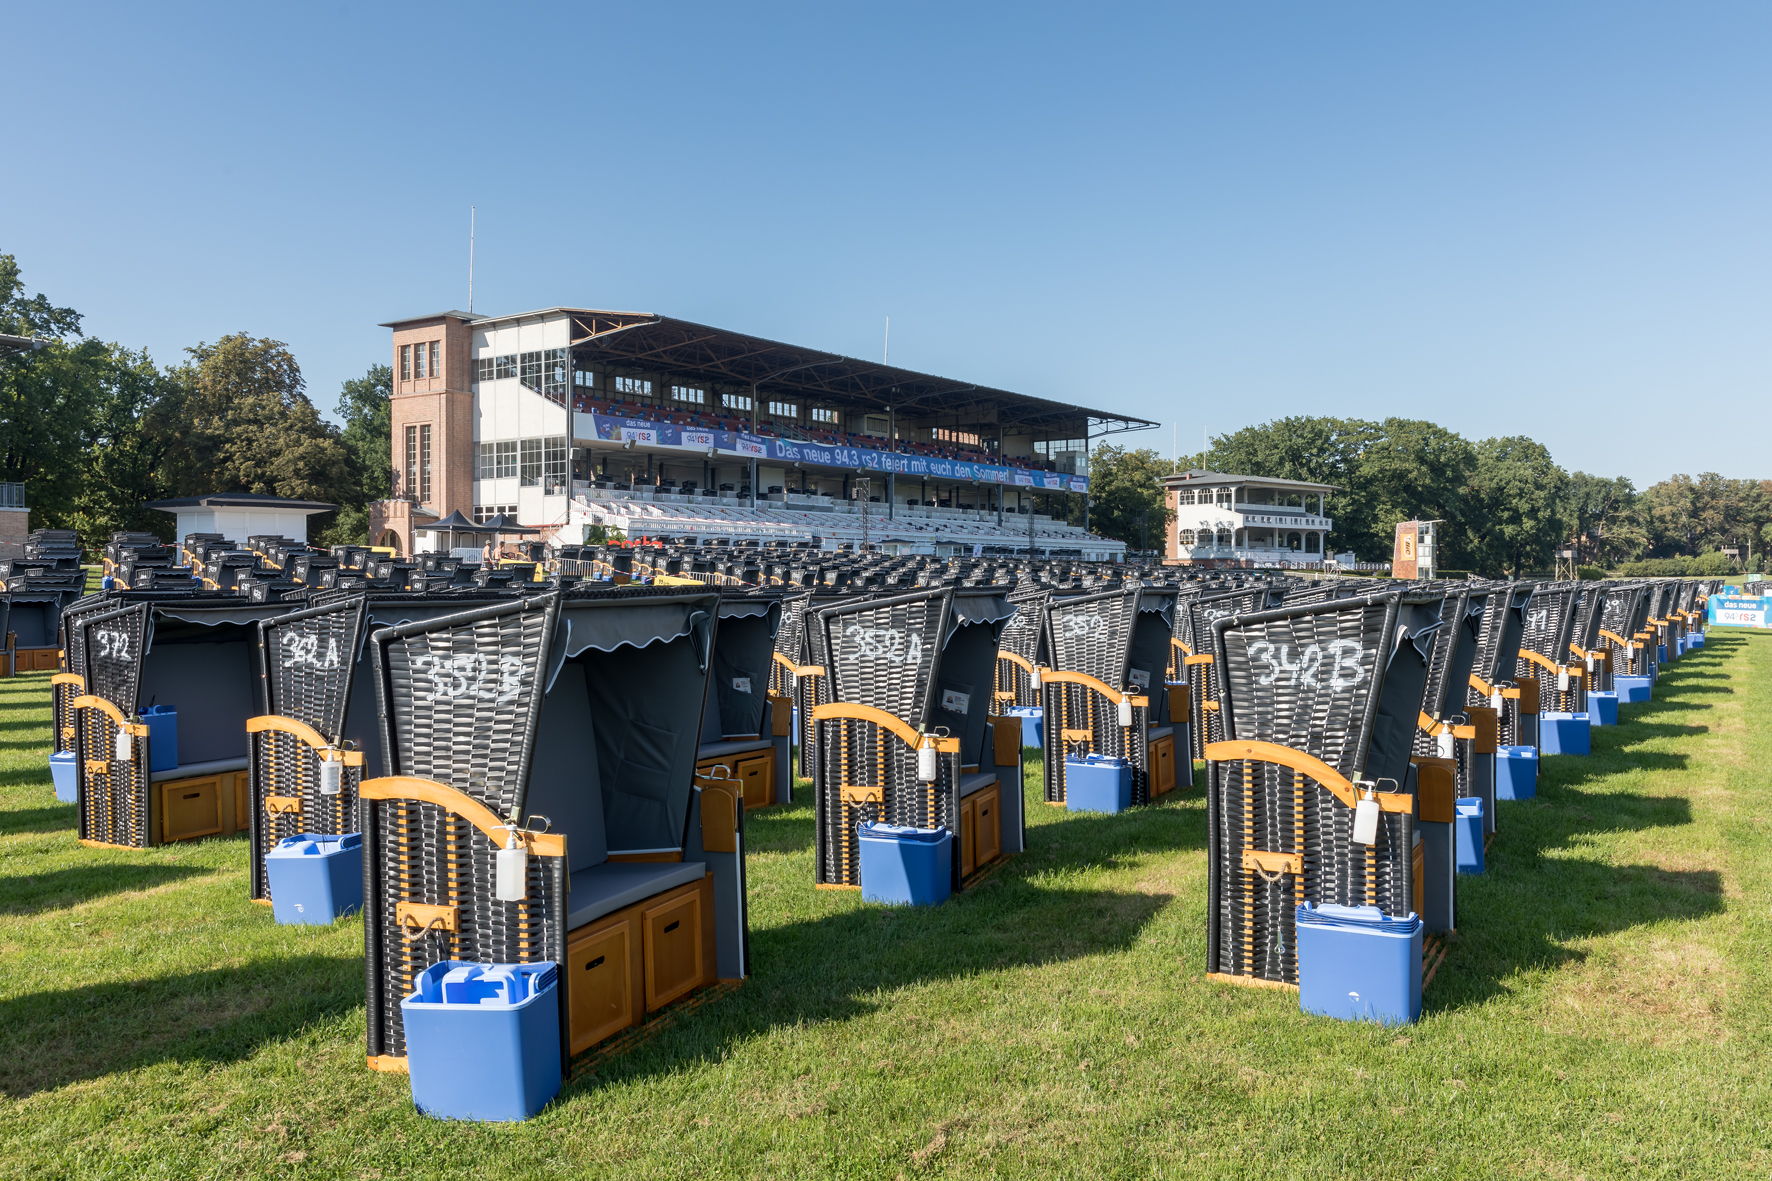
[5,1,1768,486]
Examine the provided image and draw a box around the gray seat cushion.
[567,860,707,930]
[698,737,771,760]
[959,771,998,798]
[150,756,250,783]
[1146,726,1173,741]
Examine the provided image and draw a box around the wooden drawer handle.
[182,792,201,800]
[663,920,680,934]
[586,955,605,970]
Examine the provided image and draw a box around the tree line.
[0,254,389,546]
[1083,416,1770,576]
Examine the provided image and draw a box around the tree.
[1078,445,1174,552]
[319,364,393,544]
[1353,418,1478,568]
[1465,436,1571,576]
[157,334,356,505]
[1564,472,1647,568]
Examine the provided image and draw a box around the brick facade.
[384,312,476,555]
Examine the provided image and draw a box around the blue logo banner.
[581,412,1088,493]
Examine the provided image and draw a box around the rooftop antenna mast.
[882,315,890,364]
[467,205,477,313]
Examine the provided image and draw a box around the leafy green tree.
[1465,436,1571,576]
[158,334,355,505]
[1354,418,1478,567]
[1077,445,1174,551]
[320,364,392,544]
[1203,416,1385,557]
[1565,472,1647,568]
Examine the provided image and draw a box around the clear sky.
[5,1,1768,486]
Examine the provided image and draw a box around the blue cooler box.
[403,961,562,1121]
[49,750,78,802]
[1065,754,1132,813]
[1587,691,1619,726]
[1615,675,1652,704]
[1540,711,1591,757]
[1454,797,1485,874]
[265,833,364,925]
[1497,745,1538,801]
[1689,632,1705,649]
[1295,904,1423,1025]
[141,705,178,772]
[1006,705,1044,750]
[1657,643,1668,665]
[858,823,953,906]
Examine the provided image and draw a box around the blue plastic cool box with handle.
[858,822,953,906]
[1295,903,1423,1026]
[402,961,563,1122]
[264,832,364,925]
[1065,753,1132,813]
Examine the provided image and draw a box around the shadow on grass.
[0,860,210,917]
[0,802,77,837]
[0,953,362,1099]
[572,882,1173,1091]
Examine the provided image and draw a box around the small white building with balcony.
[1161,469,1337,567]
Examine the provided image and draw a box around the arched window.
[1177,528,1196,546]
[1175,488,1195,505]
[1288,532,1303,550]
[1217,529,1234,547]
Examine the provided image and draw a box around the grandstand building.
[1161,469,1337,567]
[371,308,1152,558]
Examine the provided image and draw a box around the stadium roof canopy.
[387,308,1157,437]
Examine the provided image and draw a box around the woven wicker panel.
[1469,585,1531,704]
[812,718,957,886]
[769,592,812,696]
[260,595,367,737]
[375,596,557,819]
[77,705,148,847]
[1040,681,1150,805]
[1207,758,1413,984]
[363,796,567,1060]
[248,728,360,900]
[999,584,1049,665]
[79,602,149,717]
[1046,588,1134,685]
[1214,595,1398,781]
[817,589,952,728]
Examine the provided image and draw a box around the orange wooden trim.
[1170,638,1193,656]
[359,776,567,856]
[395,900,459,934]
[792,664,826,679]
[1518,650,1559,674]
[1184,653,1215,666]
[1039,669,1147,708]
[50,672,85,688]
[71,695,147,735]
[1469,673,1494,696]
[246,715,365,764]
[1204,971,1298,993]
[809,702,960,754]
[264,795,302,815]
[1417,711,1442,735]
[1449,724,1476,740]
[1598,629,1631,648]
[997,651,1034,674]
[772,653,798,672]
[815,882,861,891]
[1204,739,1410,813]
[366,1055,410,1073]
[1242,849,1303,876]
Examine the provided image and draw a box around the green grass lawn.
[1,634,1769,1180]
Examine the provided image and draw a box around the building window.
[519,437,542,487]
[472,504,517,524]
[414,344,428,381]
[1177,529,1196,546]
[932,426,981,447]
[514,435,568,490]
[862,414,889,436]
[404,424,433,503]
[477,440,518,480]
[722,391,752,413]
[475,356,495,383]
[400,345,413,382]
[1216,529,1233,546]
[574,366,596,389]
[810,407,840,425]
[671,383,706,405]
[1174,488,1195,505]
[428,341,441,381]
[766,399,798,420]
[495,354,516,380]
[613,374,653,400]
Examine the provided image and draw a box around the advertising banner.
[1707,593,1770,629]
[576,411,1088,493]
